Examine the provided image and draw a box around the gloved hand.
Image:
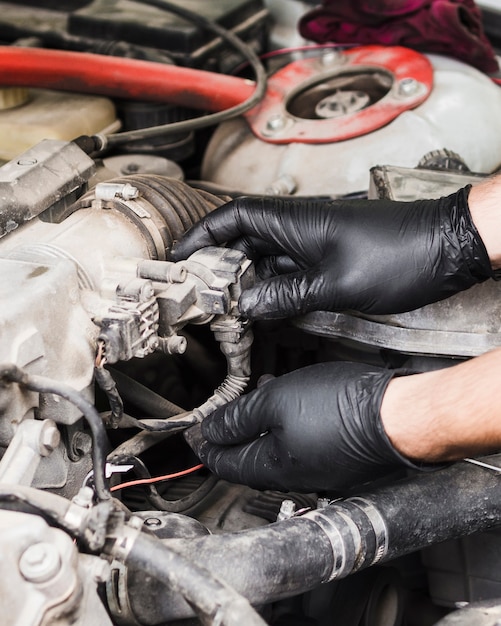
[185,362,417,493]
[171,186,494,320]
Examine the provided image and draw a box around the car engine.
[1,1,501,625]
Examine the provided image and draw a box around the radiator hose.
[123,454,501,622]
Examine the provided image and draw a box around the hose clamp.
[105,516,144,561]
[303,508,361,582]
[345,496,388,565]
[106,560,142,626]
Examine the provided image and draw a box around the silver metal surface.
[294,305,501,358]
[203,55,501,196]
[0,419,60,486]
[346,497,389,565]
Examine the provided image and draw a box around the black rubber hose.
[71,174,220,252]
[109,430,175,459]
[125,455,501,622]
[108,367,184,417]
[0,364,111,501]
[102,411,196,432]
[94,366,124,427]
[146,474,219,514]
[124,531,267,625]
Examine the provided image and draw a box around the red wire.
[110,463,204,492]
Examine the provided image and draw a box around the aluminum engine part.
[0,419,60,486]
[0,146,235,373]
[0,256,97,430]
[0,509,113,626]
[202,52,501,196]
[0,140,254,497]
[295,167,501,359]
[0,139,95,238]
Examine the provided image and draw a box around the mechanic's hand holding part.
[180,174,501,493]
[187,345,501,494]
[171,185,496,320]
[185,361,415,493]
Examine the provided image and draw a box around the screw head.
[398,77,420,97]
[19,542,61,583]
[166,335,187,355]
[320,50,342,66]
[266,114,286,132]
[119,183,139,200]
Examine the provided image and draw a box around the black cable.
[0,364,111,501]
[101,410,198,431]
[186,179,343,200]
[94,366,124,427]
[101,0,267,148]
[109,429,175,460]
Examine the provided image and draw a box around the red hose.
[0,46,256,111]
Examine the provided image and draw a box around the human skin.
[382,174,501,462]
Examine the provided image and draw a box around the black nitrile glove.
[185,362,416,493]
[171,186,494,320]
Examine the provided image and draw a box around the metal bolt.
[95,182,140,201]
[320,50,342,66]
[277,499,296,522]
[39,421,60,456]
[398,77,420,97]
[166,335,187,355]
[19,542,61,583]
[72,431,92,457]
[265,114,287,133]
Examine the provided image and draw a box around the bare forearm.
[381,347,501,462]
[468,175,501,270]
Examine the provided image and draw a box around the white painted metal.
[203,54,501,196]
